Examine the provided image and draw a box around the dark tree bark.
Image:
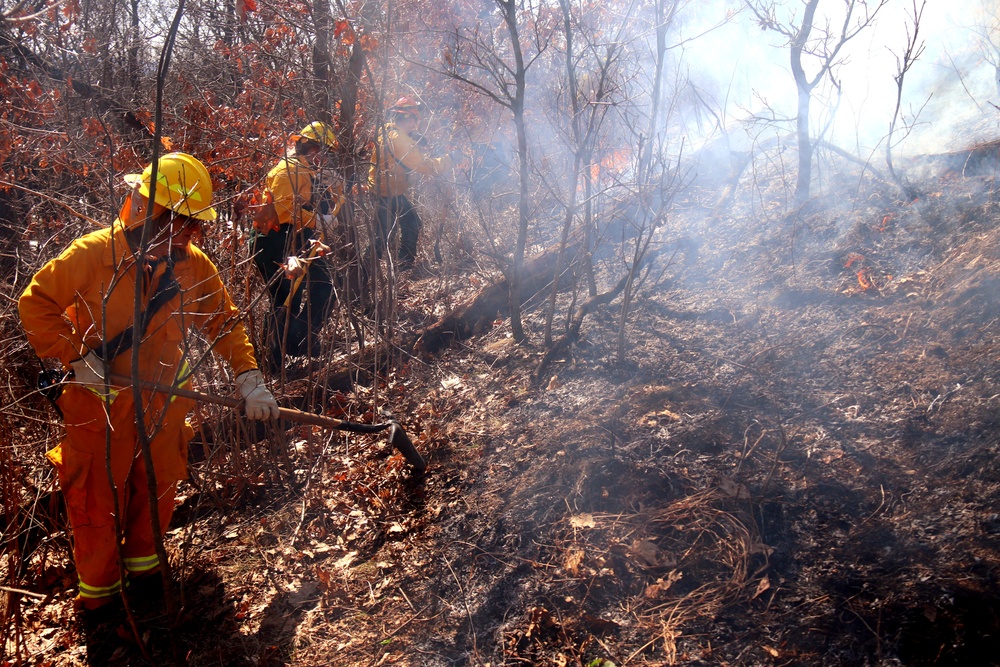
[497,0,531,344]
[312,0,333,121]
[416,231,585,355]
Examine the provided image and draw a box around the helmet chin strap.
[135,210,180,259]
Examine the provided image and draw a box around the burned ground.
[3,157,1000,667]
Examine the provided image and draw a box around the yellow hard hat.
[294,121,338,149]
[124,152,217,221]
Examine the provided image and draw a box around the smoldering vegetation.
[3,0,1000,665]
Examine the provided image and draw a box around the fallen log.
[415,234,585,355]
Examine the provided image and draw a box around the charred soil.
[4,165,1000,667]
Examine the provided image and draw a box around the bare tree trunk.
[748,0,887,206]
[886,0,926,201]
[534,250,658,385]
[417,230,585,355]
[636,0,669,180]
[499,0,530,344]
[544,0,585,347]
[131,6,186,662]
[336,15,366,180]
[582,167,597,297]
[790,0,819,205]
[618,0,674,363]
[333,11,370,322]
[312,0,333,120]
[127,0,141,98]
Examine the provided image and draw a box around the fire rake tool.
[108,374,427,472]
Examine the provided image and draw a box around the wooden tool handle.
[108,373,354,430]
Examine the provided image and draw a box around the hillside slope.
[6,156,1000,667]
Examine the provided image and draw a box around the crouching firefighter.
[249,121,345,370]
[18,152,280,615]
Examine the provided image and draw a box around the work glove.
[70,351,106,387]
[282,255,307,280]
[236,369,279,420]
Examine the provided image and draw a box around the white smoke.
[676,0,1000,157]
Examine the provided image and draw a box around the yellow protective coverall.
[368,123,452,267]
[368,123,452,198]
[251,154,344,366]
[264,155,318,232]
[19,218,258,603]
[263,155,345,228]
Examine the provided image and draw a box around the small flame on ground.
[857,269,874,291]
[844,252,865,269]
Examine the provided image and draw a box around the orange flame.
[843,252,864,269]
[591,148,632,181]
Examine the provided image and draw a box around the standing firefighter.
[250,121,344,370]
[369,95,453,270]
[18,153,279,617]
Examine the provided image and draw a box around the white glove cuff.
[236,369,265,398]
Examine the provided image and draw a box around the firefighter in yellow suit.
[369,96,453,270]
[19,153,279,614]
[250,121,344,369]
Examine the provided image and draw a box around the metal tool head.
[389,422,427,472]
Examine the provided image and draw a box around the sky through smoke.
[676,0,1000,157]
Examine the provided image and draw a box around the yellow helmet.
[124,152,217,221]
[294,121,338,149]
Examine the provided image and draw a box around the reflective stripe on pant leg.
[78,577,121,599]
[50,385,131,601]
[84,385,120,401]
[172,360,192,403]
[124,554,160,575]
[123,395,186,571]
[121,479,176,575]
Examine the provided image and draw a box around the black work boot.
[78,598,131,664]
[79,597,123,632]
